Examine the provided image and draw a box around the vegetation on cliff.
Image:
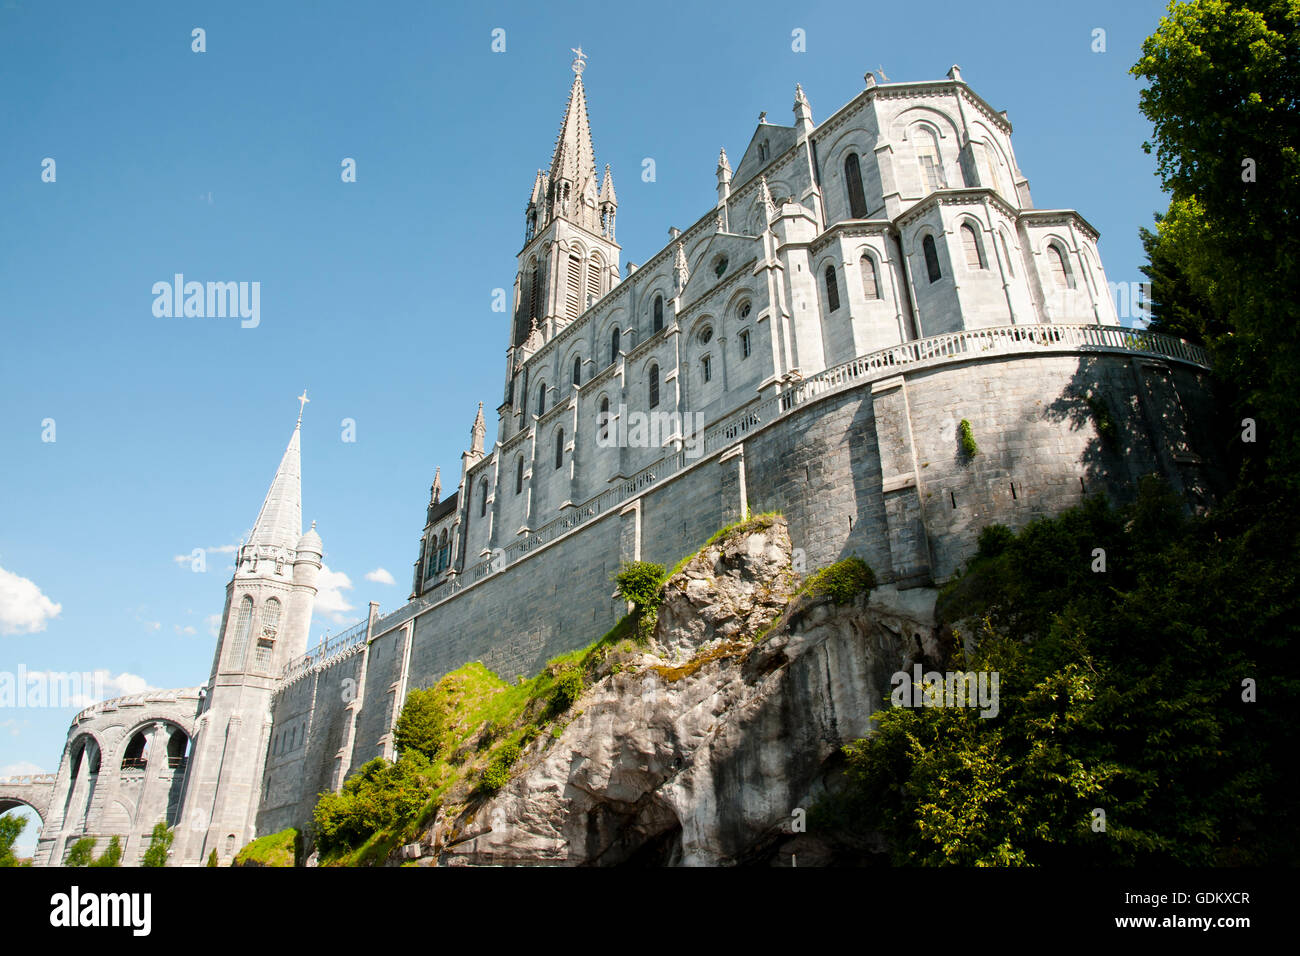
[824,479,1297,864]
[820,0,1300,868]
[309,513,876,866]
[234,828,299,867]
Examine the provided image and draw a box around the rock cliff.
[418,517,940,866]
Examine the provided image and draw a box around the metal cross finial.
[571,46,587,75]
[296,389,310,424]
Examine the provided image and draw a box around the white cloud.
[1,760,42,779]
[314,565,355,624]
[205,613,222,637]
[364,567,396,585]
[0,566,62,635]
[173,624,196,636]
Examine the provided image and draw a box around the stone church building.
[1,53,1217,864]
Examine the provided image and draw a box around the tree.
[825,480,1300,865]
[206,849,219,867]
[140,823,174,868]
[393,687,447,761]
[89,835,122,867]
[0,814,28,867]
[63,837,96,867]
[1132,0,1300,486]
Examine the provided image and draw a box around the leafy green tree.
[393,686,447,761]
[63,837,96,867]
[140,823,174,867]
[827,481,1299,865]
[89,835,122,867]
[206,849,219,867]
[313,754,434,855]
[1133,0,1300,485]
[0,814,28,867]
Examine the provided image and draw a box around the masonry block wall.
[262,349,1219,839]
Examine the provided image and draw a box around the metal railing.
[280,618,371,683]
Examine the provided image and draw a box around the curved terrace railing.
[280,324,1208,681]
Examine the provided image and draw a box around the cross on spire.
[296,390,310,425]
[571,46,587,75]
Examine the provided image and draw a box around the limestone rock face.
[437,518,938,866]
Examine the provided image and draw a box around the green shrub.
[551,668,583,712]
[958,419,979,458]
[89,835,122,867]
[313,755,434,856]
[614,561,666,609]
[64,837,96,867]
[480,742,522,793]
[394,686,448,761]
[140,823,173,868]
[803,557,876,605]
[233,828,298,867]
[976,524,1015,560]
[206,849,219,867]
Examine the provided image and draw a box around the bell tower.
[175,393,321,865]
[504,49,621,432]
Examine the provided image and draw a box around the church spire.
[246,403,304,552]
[544,51,600,231]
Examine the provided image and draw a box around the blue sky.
[0,0,1174,852]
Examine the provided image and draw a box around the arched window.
[437,531,449,573]
[740,329,751,359]
[609,327,621,365]
[587,258,602,307]
[599,397,610,442]
[555,429,565,469]
[566,254,583,320]
[536,382,546,416]
[861,254,880,300]
[701,355,712,383]
[916,127,943,193]
[648,364,660,409]
[1047,243,1074,289]
[227,596,253,670]
[122,730,149,769]
[425,537,436,577]
[479,478,489,518]
[961,223,986,270]
[825,265,841,312]
[844,152,868,219]
[515,457,524,495]
[653,295,664,333]
[572,356,582,386]
[923,235,942,283]
[254,598,281,669]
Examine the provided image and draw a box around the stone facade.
[1,58,1220,864]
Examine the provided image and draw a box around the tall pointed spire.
[247,408,304,552]
[470,402,486,455]
[545,51,600,232]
